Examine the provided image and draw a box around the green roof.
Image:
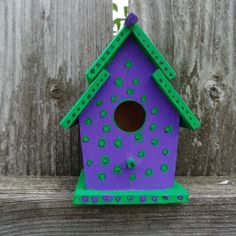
[60,21,200,130]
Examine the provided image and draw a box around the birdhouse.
[60,13,201,205]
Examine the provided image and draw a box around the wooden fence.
[0,0,236,235]
[130,0,236,176]
[0,0,112,176]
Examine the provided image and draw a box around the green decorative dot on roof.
[150,123,157,131]
[125,60,133,69]
[151,107,159,115]
[145,168,153,177]
[161,163,168,172]
[103,124,110,133]
[113,165,122,174]
[98,138,106,148]
[138,150,145,158]
[129,174,136,181]
[141,96,147,103]
[111,95,117,102]
[101,156,109,165]
[127,88,134,95]
[82,136,89,143]
[135,133,143,142]
[86,160,93,167]
[162,149,169,156]
[96,100,103,107]
[114,138,122,148]
[164,125,173,133]
[115,77,123,87]
[133,78,139,86]
[98,172,106,181]
[85,118,92,125]
[100,110,107,118]
[151,138,159,146]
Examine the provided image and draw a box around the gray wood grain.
[0,176,235,235]
[0,0,112,175]
[129,0,236,176]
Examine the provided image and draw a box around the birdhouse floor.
[73,170,189,205]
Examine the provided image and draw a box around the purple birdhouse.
[60,13,201,205]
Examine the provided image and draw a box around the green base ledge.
[72,170,189,205]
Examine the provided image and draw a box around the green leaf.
[124,6,128,17]
[112,3,118,12]
[113,18,124,31]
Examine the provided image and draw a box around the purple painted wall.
[79,36,180,190]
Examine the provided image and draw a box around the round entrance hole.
[114,101,146,132]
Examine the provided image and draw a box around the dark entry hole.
[114,101,146,132]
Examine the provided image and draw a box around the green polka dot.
[100,110,107,118]
[125,60,133,69]
[115,77,123,87]
[141,96,147,102]
[162,149,169,156]
[103,124,110,132]
[85,118,92,125]
[82,136,89,143]
[101,156,109,165]
[86,160,93,167]
[138,151,145,158]
[145,168,153,176]
[161,164,168,172]
[113,165,122,174]
[98,172,106,181]
[164,125,173,133]
[98,138,106,148]
[114,138,122,148]
[127,88,134,95]
[111,95,117,102]
[96,100,103,107]
[151,138,159,146]
[133,78,139,85]
[130,174,136,181]
[151,107,159,115]
[150,123,157,131]
[135,133,143,142]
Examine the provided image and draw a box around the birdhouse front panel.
[79,35,180,190]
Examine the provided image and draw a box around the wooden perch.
[0,176,235,235]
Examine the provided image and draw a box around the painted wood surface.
[0,176,235,235]
[130,0,236,175]
[0,0,112,175]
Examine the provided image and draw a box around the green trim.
[130,23,176,81]
[85,27,131,84]
[60,69,110,129]
[152,70,201,130]
[73,170,189,205]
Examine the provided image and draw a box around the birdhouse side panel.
[79,36,180,190]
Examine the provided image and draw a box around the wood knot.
[205,80,225,106]
[46,78,65,100]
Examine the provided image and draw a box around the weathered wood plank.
[129,0,236,175]
[0,0,113,175]
[0,176,235,235]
